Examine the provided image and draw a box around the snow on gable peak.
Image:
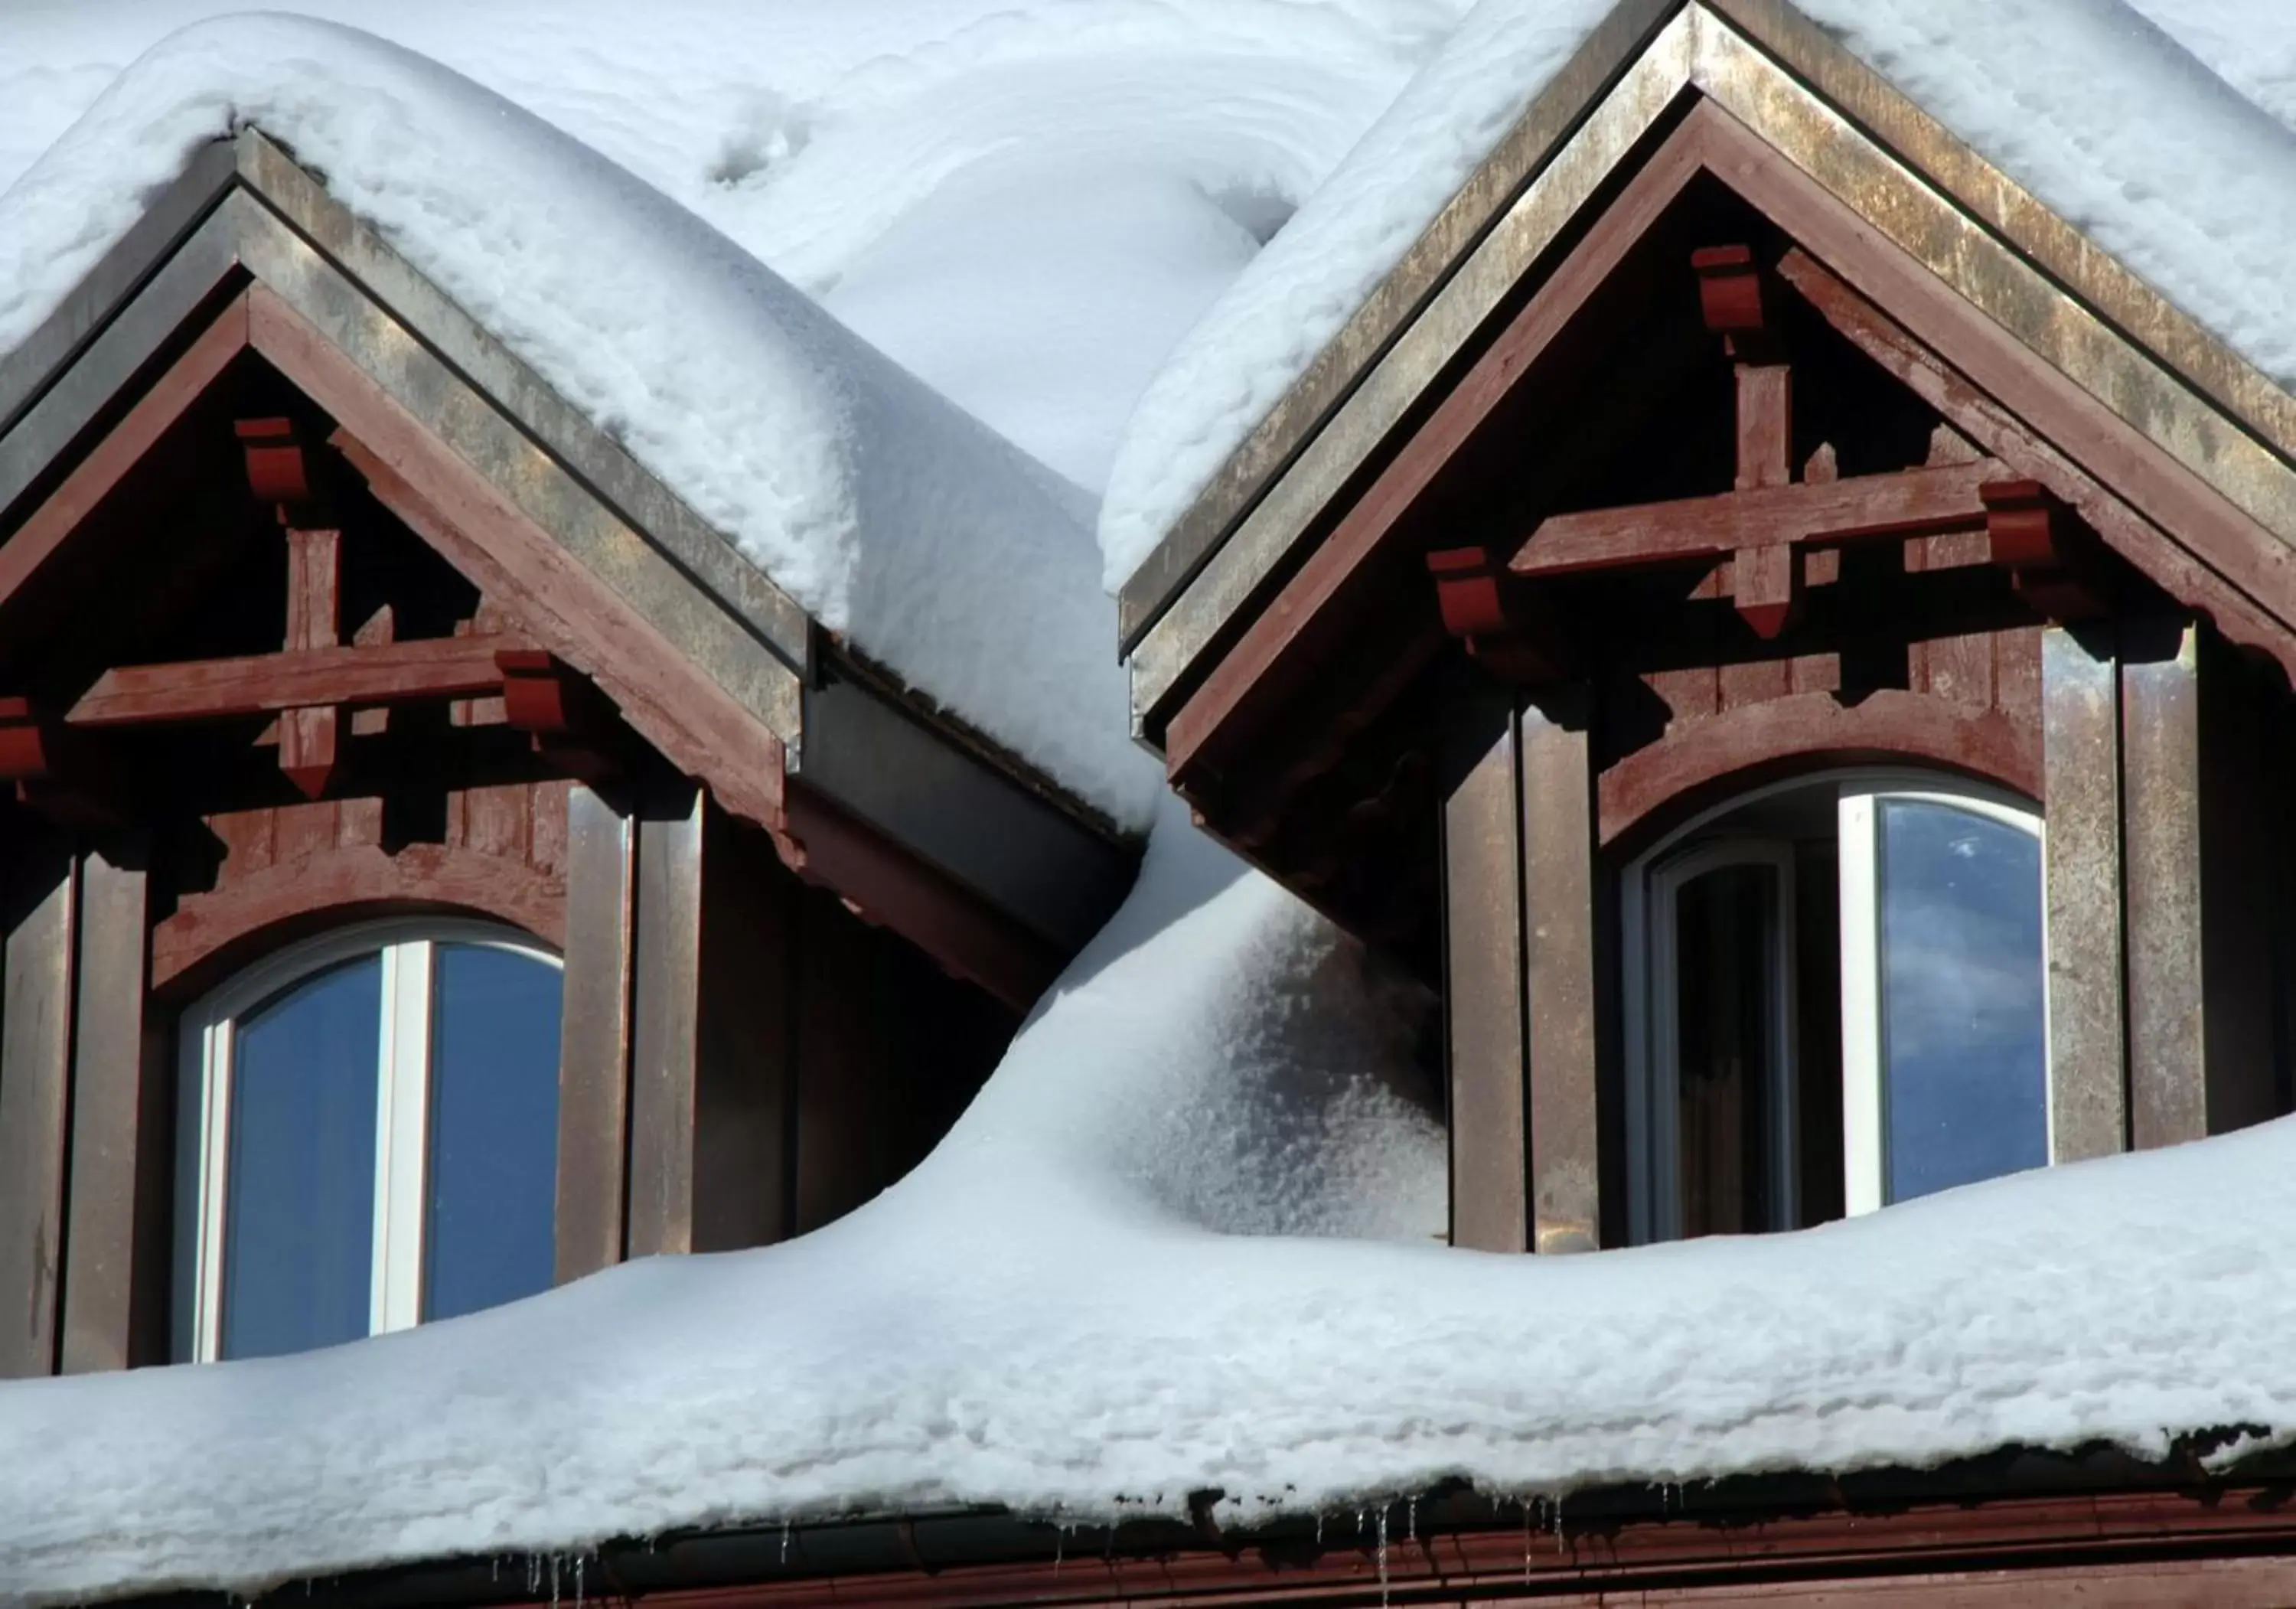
[0,11,1156,827]
[1100,0,2296,618]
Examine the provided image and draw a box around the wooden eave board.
[1121,0,2296,737]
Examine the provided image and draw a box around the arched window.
[174,919,563,1362]
[1623,772,2047,1243]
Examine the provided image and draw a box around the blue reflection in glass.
[222,956,381,1359]
[423,945,562,1323]
[1879,799,2047,1202]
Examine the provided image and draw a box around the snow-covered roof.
[1101,0,2296,602]
[0,11,1162,827]
[4,802,2294,1602]
[9,2,2296,1602]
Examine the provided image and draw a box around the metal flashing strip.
[1126,0,2296,743]
[796,671,1135,951]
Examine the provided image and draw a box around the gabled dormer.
[1117,0,2296,1254]
[0,129,1137,1375]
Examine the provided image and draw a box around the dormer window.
[1623,775,2045,1243]
[175,922,563,1361]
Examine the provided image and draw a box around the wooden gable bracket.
[1981,478,2110,621]
[0,697,128,827]
[1425,546,1572,684]
[237,416,346,798]
[495,648,633,785]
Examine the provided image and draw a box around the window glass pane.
[1878,799,2047,1202]
[1674,861,1779,1235]
[223,955,381,1359]
[423,944,562,1322]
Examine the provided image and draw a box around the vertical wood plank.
[1442,693,1526,1253]
[623,789,797,1259]
[794,885,880,1234]
[625,787,705,1258]
[462,784,529,860]
[270,800,338,865]
[2040,626,2125,1163]
[60,837,162,1373]
[1521,690,1603,1255]
[530,780,570,876]
[0,834,77,1377]
[2197,634,2280,1134]
[691,810,795,1253]
[2121,622,2206,1149]
[555,785,634,1283]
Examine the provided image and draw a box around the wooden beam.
[59,835,166,1373]
[67,638,526,727]
[2040,626,2126,1163]
[1442,687,1527,1252]
[1521,690,1603,1254]
[279,527,344,798]
[0,834,76,1377]
[1510,459,2005,578]
[554,784,634,1284]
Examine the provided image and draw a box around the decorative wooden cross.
[1426,242,2106,680]
[0,416,630,818]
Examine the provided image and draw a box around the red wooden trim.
[279,524,344,798]
[66,638,522,726]
[243,286,787,834]
[1160,103,1727,779]
[1510,460,2004,576]
[0,292,249,613]
[151,841,564,997]
[1719,146,2296,675]
[514,1484,2296,1607]
[781,780,1062,1011]
[1599,687,2041,850]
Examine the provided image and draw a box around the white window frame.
[174,917,561,1363]
[1838,785,2047,1218]
[1624,768,2047,1244]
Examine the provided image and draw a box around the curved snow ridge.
[0,12,1157,827]
[2,812,2293,1604]
[1099,0,2296,594]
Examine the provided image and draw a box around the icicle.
[549,1552,562,1609]
[1314,1513,1324,1546]
[1522,1502,1534,1585]
[574,1553,586,1607]
[1374,1505,1389,1608]
[781,1520,792,1565]
[1407,1497,1417,1542]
